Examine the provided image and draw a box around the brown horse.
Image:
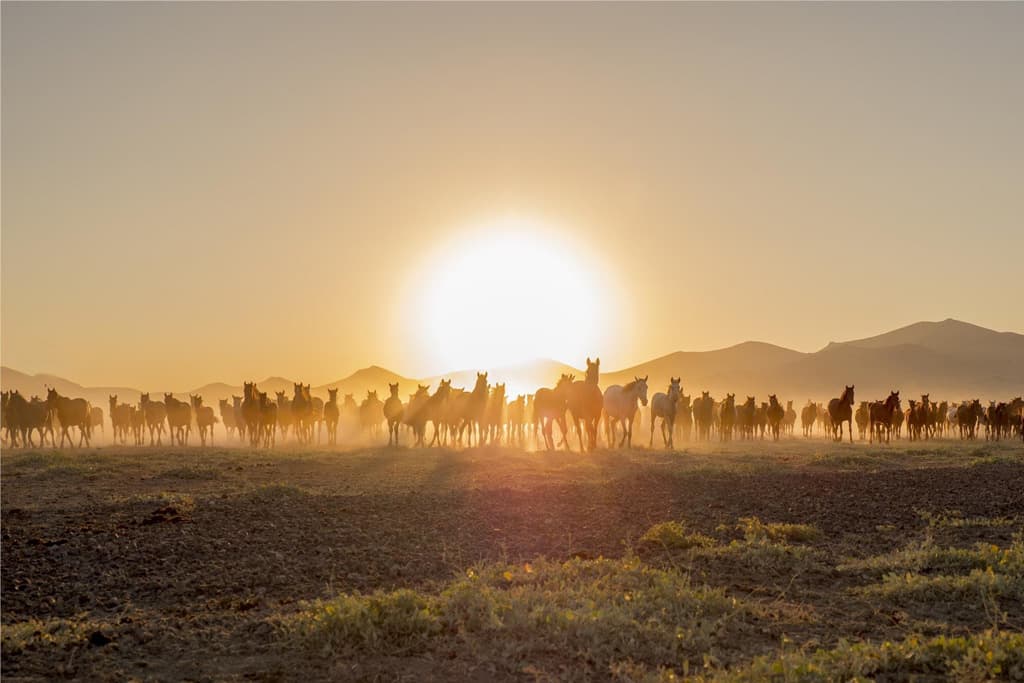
[719,394,736,442]
[957,399,983,440]
[855,401,870,440]
[164,393,192,446]
[243,383,263,447]
[360,390,384,439]
[219,399,237,440]
[782,400,797,436]
[189,394,217,446]
[6,390,52,447]
[275,391,294,440]
[868,391,900,444]
[766,395,785,441]
[109,395,132,445]
[692,391,714,441]
[483,383,506,445]
[674,394,692,443]
[506,395,526,447]
[259,392,277,447]
[46,388,91,448]
[827,385,855,442]
[290,383,312,444]
[324,388,340,446]
[383,383,404,446]
[535,374,573,451]
[566,357,604,451]
[454,372,489,447]
[800,400,816,437]
[130,405,146,445]
[736,396,756,440]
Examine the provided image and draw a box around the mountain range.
[3,319,1021,408]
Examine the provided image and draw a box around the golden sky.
[3,2,1022,390]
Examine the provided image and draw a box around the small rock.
[88,631,111,647]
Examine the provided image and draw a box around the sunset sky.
[3,2,1022,390]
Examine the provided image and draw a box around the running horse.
[827,385,855,443]
[603,376,649,449]
[649,377,682,449]
[566,357,604,451]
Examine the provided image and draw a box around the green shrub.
[640,521,716,550]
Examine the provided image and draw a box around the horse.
[454,373,489,447]
[957,400,983,440]
[275,391,293,441]
[754,402,768,439]
[6,390,51,448]
[90,407,104,438]
[868,391,900,444]
[130,405,146,445]
[566,357,604,452]
[219,399,237,440]
[603,376,649,449]
[827,385,855,443]
[402,384,436,447]
[309,387,325,444]
[534,374,574,451]
[674,394,692,443]
[360,390,384,440]
[719,393,736,442]
[483,383,506,445]
[46,388,92,448]
[259,392,277,447]
[692,391,714,441]
[190,394,218,446]
[800,401,816,437]
[164,393,192,446]
[232,395,246,443]
[342,393,361,440]
[506,395,526,447]
[290,383,312,444]
[324,388,341,446]
[649,377,682,449]
[243,383,263,447]
[782,400,797,437]
[766,395,785,441]
[855,401,870,440]
[382,383,404,446]
[736,396,756,440]
[109,395,132,445]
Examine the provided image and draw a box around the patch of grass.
[702,629,1024,682]
[917,509,1020,529]
[281,556,744,675]
[640,521,716,550]
[734,517,821,544]
[1,616,105,655]
[848,535,1024,605]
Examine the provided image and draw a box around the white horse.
[603,376,649,448]
[649,378,681,449]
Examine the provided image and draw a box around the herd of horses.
[2,359,1022,451]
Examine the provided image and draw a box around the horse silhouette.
[827,385,855,442]
[535,374,573,451]
[868,391,900,444]
[566,357,604,452]
[189,394,218,446]
[766,395,785,441]
[382,383,404,446]
[719,393,736,442]
[164,393,192,446]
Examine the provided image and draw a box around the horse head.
[328,388,338,403]
[585,357,600,383]
[388,383,399,398]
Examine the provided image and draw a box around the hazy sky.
[3,2,1022,389]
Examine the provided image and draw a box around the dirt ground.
[2,438,1022,681]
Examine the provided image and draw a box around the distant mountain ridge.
[3,319,1021,407]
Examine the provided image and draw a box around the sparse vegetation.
[640,521,716,550]
[282,556,743,676]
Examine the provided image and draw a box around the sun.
[409,216,610,373]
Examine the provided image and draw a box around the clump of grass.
[701,629,1024,682]
[848,534,1024,605]
[917,509,1020,530]
[734,517,821,544]
[1,616,105,655]
[281,556,742,675]
[639,521,716,550]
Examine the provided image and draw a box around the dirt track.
[2,441,1022,681]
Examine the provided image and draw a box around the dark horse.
[827,385,855,443]
[566,357,604,451]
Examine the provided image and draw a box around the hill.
[3,319,1020,406]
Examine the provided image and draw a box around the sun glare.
[411,216,609,374]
